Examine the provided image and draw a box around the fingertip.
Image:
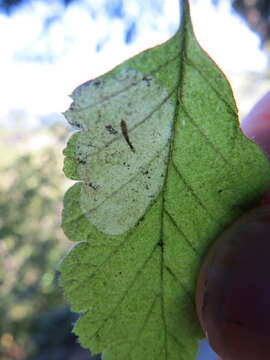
[241,90,270,161]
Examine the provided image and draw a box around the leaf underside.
[60,1,270,359]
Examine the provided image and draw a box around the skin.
[196,91,270,360]
[241,90,270,162]
[242,90,270,207]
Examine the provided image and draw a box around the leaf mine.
[65,69,175,235]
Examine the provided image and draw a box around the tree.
[0,124,69,358]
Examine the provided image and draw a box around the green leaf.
[60,1,270,359]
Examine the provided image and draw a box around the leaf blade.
[61,1,270,359]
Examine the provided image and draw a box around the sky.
[1,0,268,129]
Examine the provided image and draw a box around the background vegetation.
[0,122,101,359]
[2,0,270,46]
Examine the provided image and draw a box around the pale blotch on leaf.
[64,69,175,235]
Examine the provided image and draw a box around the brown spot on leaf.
[105,125,118,135]
[120,120,135,152]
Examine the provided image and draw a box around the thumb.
[241,90,270,162]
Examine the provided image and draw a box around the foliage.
[0,124,72,358]
[60,1,270,359]
[2,0,270,49]
[214,0,270,46]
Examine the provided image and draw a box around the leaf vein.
[84,142,169,215]
[79,85,177,156]
[86,244,161,343]
[171,160,219,224]
[71,55,180,113]
[126,294,160,358]
[164,209,199,254]
[184,56,237,115]
[164,265,193,302]
[180,105,233,167]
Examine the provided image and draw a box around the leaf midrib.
[158,3,190,358]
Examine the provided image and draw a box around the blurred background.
[1,0,270,359]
